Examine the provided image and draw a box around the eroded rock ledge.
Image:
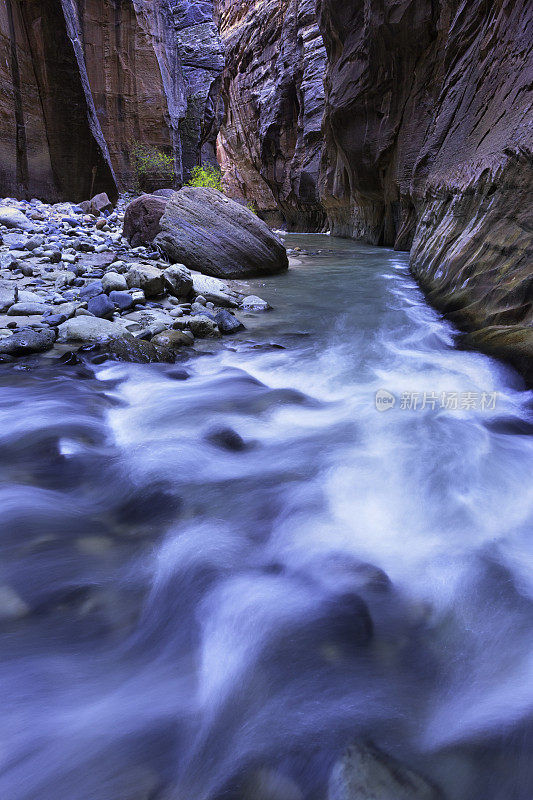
[216,0,327,231]
[317,0,533,380]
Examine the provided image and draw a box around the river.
[1,235,532,800]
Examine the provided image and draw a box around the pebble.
[0,193,274,362]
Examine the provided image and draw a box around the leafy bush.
[246,201,258,216]
[186,164,223,192]
[129,142,175,190]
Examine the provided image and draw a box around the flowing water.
[1,235,533,800]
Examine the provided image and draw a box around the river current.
[1,235,532,800]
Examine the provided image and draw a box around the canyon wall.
[0,0,224,203]
[317,0,533,378]
[216,0,327,230]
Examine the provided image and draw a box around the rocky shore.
[0,193,274,365]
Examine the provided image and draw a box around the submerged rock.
[241,768,303,800]
[153,187,289,278]
[328,741,441,800]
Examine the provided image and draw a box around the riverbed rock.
[328,741,441,800]
[126,264,165,297]
[89,192,113,215]
[0,287,43,313]
[0,208,37,232]
[7,302,52,316]
[102,271,128,293]
[215,309,244,334]
[189,314,221,338]
[154,188,289,278]
[0,253,20,270]
[191,273,241,308]
[109,291,134,311]
[151,329,194,350]
[122,195,168,248]
[103,335,174,364]
[79,281,105,300]
[162,264,193,298]
[0,328,55,356]
[87,294,115,319]
[57,316,128,344]
[241,295,270,311]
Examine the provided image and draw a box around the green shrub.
[246,200,258,216]
[129,142,175,190]
[186,164,223,192]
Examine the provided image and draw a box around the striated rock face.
[216,0,327,231]
[0,0,117,203]
[317,0,533,378]
[0,0,224,202]
[154,187,289,278]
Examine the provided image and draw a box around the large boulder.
[123,194,168,247]
[152,188,289,278]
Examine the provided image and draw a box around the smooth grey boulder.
[102,271,128,293]
[162,264,193,298]
[57,316,129,343]
[154,188,289,278]
[191,273,241,308]
[0,208,37,232]
[7,302,52,316]
[0,286,43,313]
[328,741,441,800]
[0,329,55,356]
[126,264,165,297]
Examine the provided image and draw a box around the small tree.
[186,164,224,192]
[129,142,175,192]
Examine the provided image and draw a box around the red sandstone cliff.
[0,0,224,203]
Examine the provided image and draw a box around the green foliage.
[186,164,224,192]
[129,142,175,190]
[246,200,258,216]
